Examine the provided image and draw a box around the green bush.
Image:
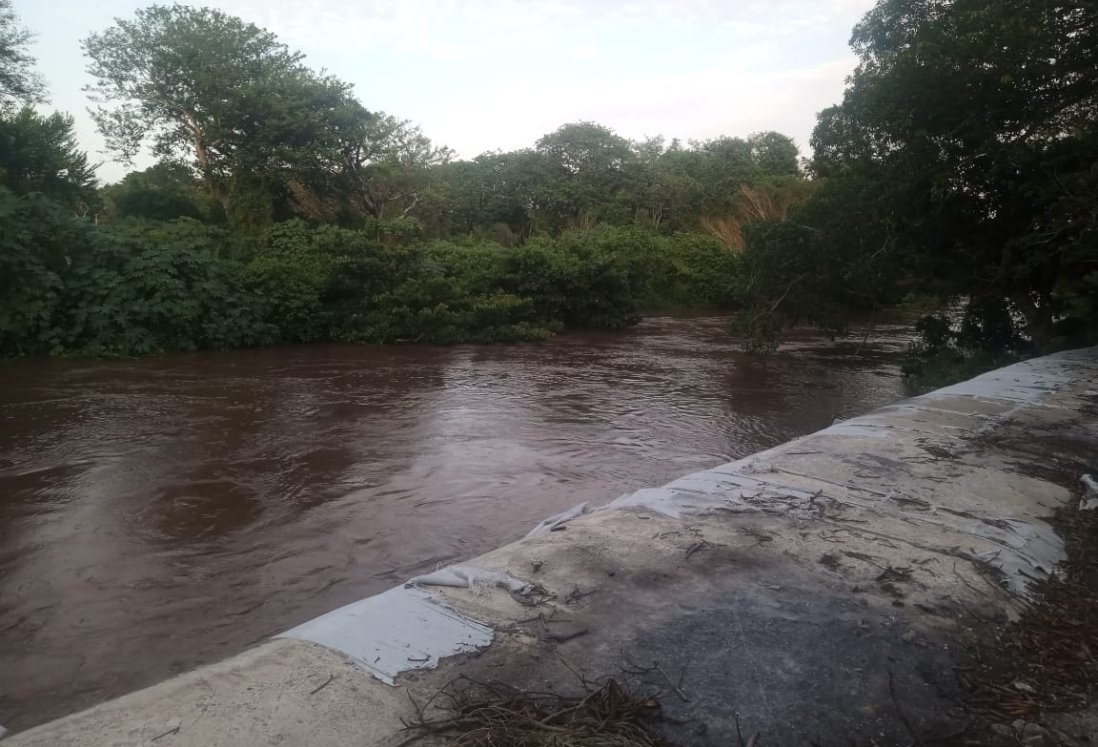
[0,204,741,359]
[0,192,272,357]
[59,220,272,355]
[0,189,81,356]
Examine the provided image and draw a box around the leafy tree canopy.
[83,4,353,216]
[0,107,98,214]
[327,105,454,221]
[102,160,213,222]
[738,0,1098,351]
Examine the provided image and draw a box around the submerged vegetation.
[1,0,1095,362]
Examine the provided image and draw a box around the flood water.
[0,316,910,731]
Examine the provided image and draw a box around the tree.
[692,132,800,217]
[432,150,547,240]
[0,107,98,214]
[0,0,45,108]
[636,139,705,231]
[0,5,98,216]
[534,122,641,230]
[747,132,800,178]
[734,169,911,347]
[332,106,454,221]
[810,0,1098,348]
[83,4,352,221]
[102,160,211,221]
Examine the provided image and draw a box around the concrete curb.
[7,348,1098,745]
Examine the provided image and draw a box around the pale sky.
[16,0,875,183]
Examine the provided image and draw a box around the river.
[0,316,910,731]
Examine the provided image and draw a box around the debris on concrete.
[962,505,1098,723]
[406,565,531,595]
[525,502,592,537]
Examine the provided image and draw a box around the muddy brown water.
[0,316,911,732]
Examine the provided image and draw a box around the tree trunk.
[400,193,420,218]
[191,125,230,214]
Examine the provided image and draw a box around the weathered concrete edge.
[6,347,1096,745]
[603,348,1092,595]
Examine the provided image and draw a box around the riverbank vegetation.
[1,0,1095,364]
[751,0,1098,378]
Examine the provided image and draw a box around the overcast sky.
[16,0,874,183]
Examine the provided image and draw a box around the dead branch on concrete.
[507,581,555,608]
[150,725,180,742]
[738,527,774,546]
[621,653,690,703]
[842,550,886,569]
[734,712,761,747]
[772,466,890,498]
[684,540,708,560]
[876,566,915,584]
[563,585,599,604]
[558,655,603,692]
[308,673,334,695]
[545,625,590,644]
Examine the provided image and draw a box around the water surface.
[0,316,909,730]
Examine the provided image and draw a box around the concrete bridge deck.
[6,348,1098,746]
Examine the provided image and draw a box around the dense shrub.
[0,196,739,358]
[0,189,83,356]
[0,193,274,357]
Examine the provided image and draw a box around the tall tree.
[0,0,44,108]
[83,4,352,220]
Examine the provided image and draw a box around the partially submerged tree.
[811,0,1098,348]
[737,0,1098,351]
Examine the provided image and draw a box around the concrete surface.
[7,347,1098,746]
